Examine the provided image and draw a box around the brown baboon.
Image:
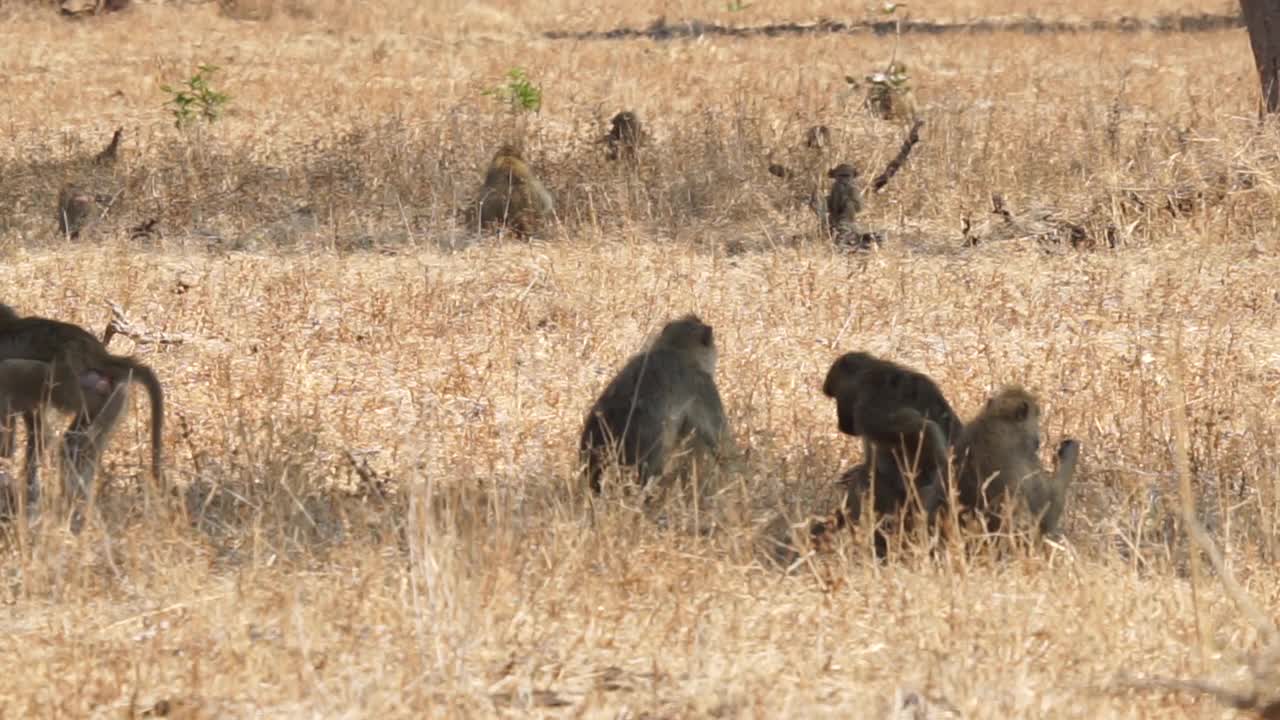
[822,352,963,555]
[603,111,646,163]
[56,184,97,239]
[0,306,165,505]
[477,144,554,236]
[953,386,1081,536]
[94,127,122,166]
[580,314,728,496]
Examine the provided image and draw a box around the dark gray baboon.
[822,352,963,555]
[954,385,1081,536]
[580,314,728,495]
[0,306,164,505]
[826,163,863,233]
[603,111,646,163]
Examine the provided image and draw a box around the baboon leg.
[60,384,128,501]
[0,411,15,459]
[22,410,44,506]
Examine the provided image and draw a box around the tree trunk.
[1240,0,1280,114]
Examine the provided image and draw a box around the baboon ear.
[700,325,713,347]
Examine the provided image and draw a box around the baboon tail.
[113,357,164,485]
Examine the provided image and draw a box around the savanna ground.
[2,0,1280,717]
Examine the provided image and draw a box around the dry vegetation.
[1,0,1279,717]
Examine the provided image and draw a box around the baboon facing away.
[580,314,728,496]
[476,144,554,237]
[822,352,964,554]
[954,386,1081,536]
[0,305,164,506]
[603,111,647,163]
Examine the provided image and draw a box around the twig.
[101,301,187,348]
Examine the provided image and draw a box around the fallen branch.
[101,301,187,348]
[870,118,924,193]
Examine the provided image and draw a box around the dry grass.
[1,1,1279,717]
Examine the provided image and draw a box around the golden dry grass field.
[2,0,1280,717]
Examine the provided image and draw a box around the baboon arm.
[1055,439,1081,490]
[861,408,950,469]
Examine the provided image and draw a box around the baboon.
[0,306,165,505]
[476,144,554,236]
[953,386,1081,536]
[94,127,122,166]
[580,314,728,496]
[57,184,97,239]
[0,359,114,506]
[603,111,646,163]
[822,352,963,554]
[826,164,863,234]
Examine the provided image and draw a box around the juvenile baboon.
[57,184,96,239]
[477,144,554,236]
[0,306,165,504]
[580,314,728,496]
[603,111,646,163]
[953,386,1081,536]
[826,163,863,237]
[94,127,122,166]
[822,352,964,553]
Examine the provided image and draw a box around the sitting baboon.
[476,144,554,236]
[580,314,728,496]
[603,111,647,163]
[954,386,1081,536]
[822,352,963,554]
[826,163,863,236]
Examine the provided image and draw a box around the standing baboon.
[476,144,554,236]
[954,386,1081,536]
[822,352,963,554]
[0,307,164,505]
[580,314,728,496]
[603,111,646,163]
[56,184,96,239]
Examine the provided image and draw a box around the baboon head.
[821,351,879,435]
[653,314,717,375]
[610,111,642,142]
[978,385,1042,453]
[494,143,524,162]
[828,163,859,181]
